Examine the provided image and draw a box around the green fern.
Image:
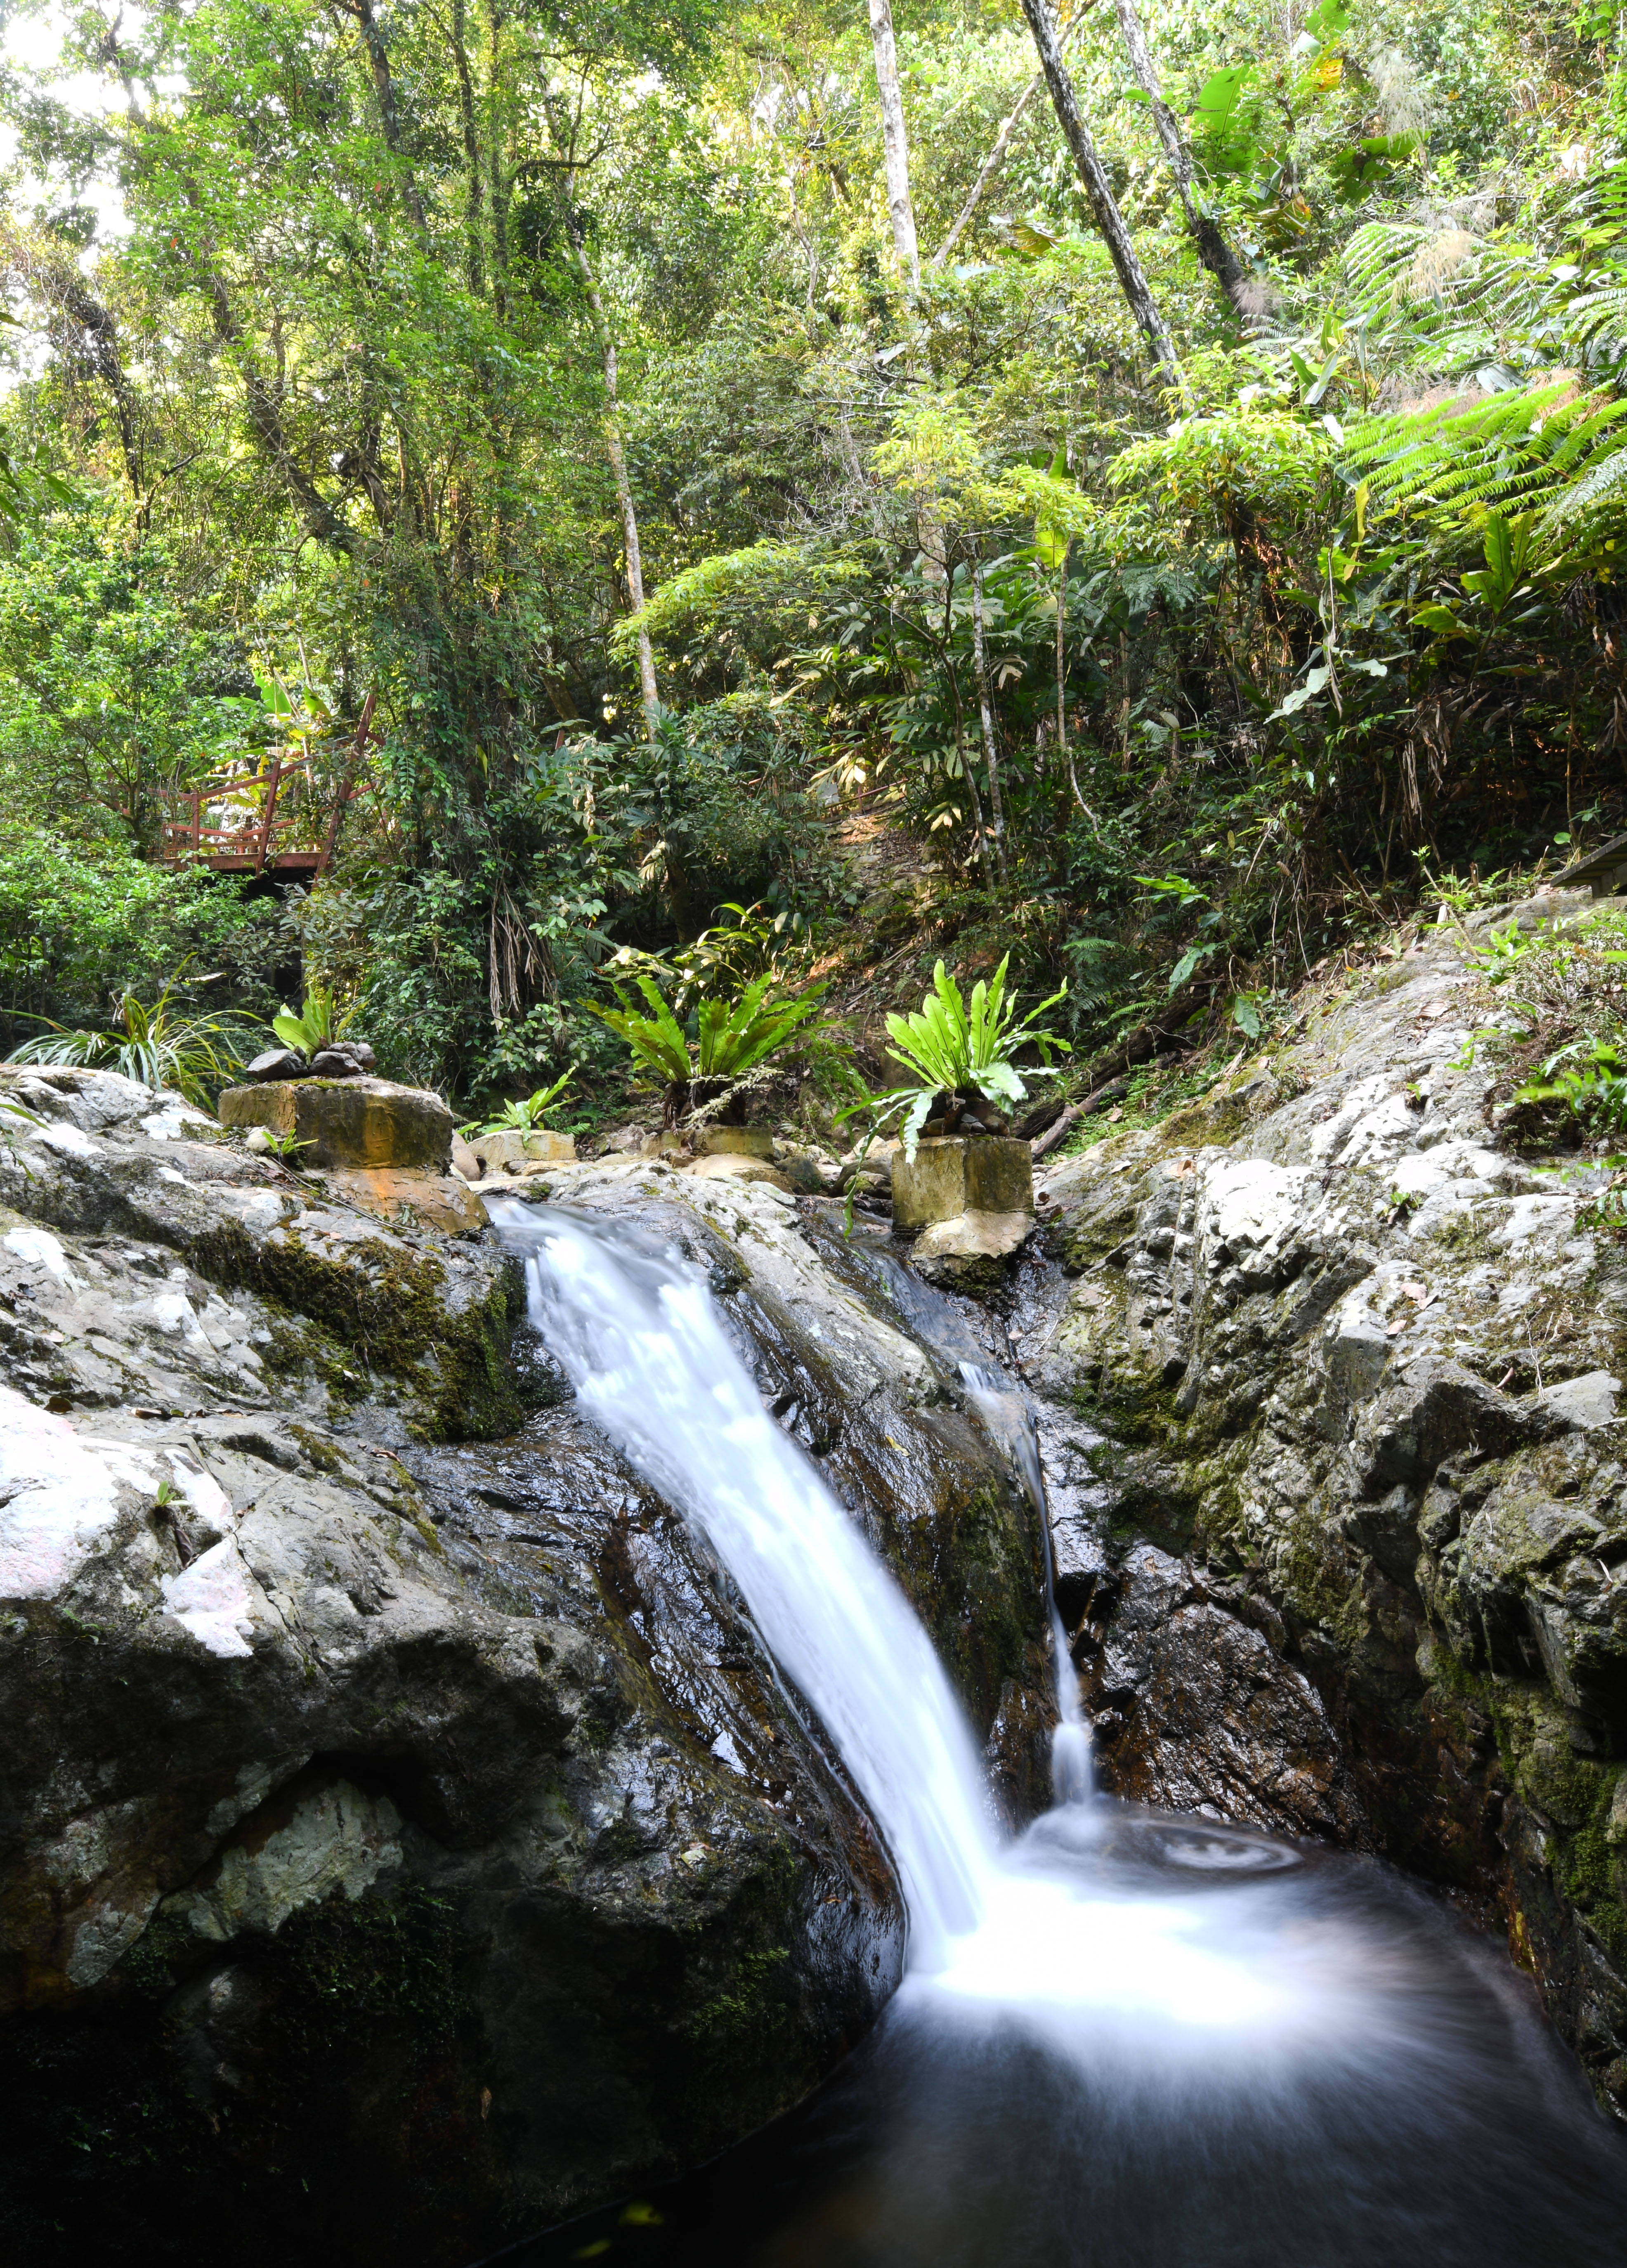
[1344,379,1627,544]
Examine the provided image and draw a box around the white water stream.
[507,1202,994,1967]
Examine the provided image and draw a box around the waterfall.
[495,1202,1332,2039]
[502,1201,998,1968]
[484,1201,1627,2268]
[957,1360,1091,1807]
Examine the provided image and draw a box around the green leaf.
[1168,944,1216,992]
[1192,66,1252,128]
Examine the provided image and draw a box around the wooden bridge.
[159,694,378,879]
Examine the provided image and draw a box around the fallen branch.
[1030,1075,1130,1159]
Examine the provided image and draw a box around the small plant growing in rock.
[6,974,250,1105]
[1514,1036,1627,1135]
[244,1126,316,1163]
[463,1070,575,1139]
[271,981,358,1059]
[841,954,1068,1160]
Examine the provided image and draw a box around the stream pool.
[488,1802,1627,2268]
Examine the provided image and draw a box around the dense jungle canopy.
[0,0,1624,1121]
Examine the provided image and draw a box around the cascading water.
[488,1198,1627,2268]
[508,1200,997,1966]
[957,1358,1091,1808]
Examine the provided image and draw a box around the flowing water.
[485,1200,1627,2268]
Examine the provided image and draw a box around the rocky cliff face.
[1017,890,1627,2115]
[0,1067,1048,2264]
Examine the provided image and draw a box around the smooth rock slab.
[679,1153,793,1190]
[219,1076,452,1172]
[323,1167,487,1237]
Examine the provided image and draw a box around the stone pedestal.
[891,1135,1032,1231]
[469,1127,576,1174]
[698,1127,776,1159]
[892,1135,1034,1284]
[219,1077,453,1171]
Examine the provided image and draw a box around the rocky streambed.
[7,889,1627,2262]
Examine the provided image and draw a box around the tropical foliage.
[1,0,1626,1123]
[852,955,1069,1158]
[6,978,251,1105]
[465,1072,577,1139]
[591,972,829,1122]
[271,984,359,1062]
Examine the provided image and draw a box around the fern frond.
[1345,378,1627,540]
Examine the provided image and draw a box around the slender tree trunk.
[865,0,920,289]
[1054,550,1095,820]
[560,178,659,730]
[486,0,510,317]
[1016,0,1178,377]
[942,581,996,894]
[970,558,1008,885]
[1110,0,1254,319]
[333,0,430,240]
[950,671,998,896]
[449,0,486,295]
[934,74,1041,268]
[1056,556,1068,783]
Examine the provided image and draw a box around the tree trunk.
[486,0,510,317]
[1016,0,1178,377]
[943,580,997,895]
[970,559,1008,885]
[560,183,659,730]
[934,74,1041,268]
[933,17,1082,268]
[449,0,486,296]
[332,0,430,240]
[1110,0,1254,320]
[865,0,920,290]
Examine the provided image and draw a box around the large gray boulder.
[1019,900,1627,2116]
[0,1069,1050,2263]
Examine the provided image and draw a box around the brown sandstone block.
[218,1077,453,1172]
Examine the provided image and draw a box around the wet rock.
[1078,1545,1366,1842]
[1025,891,1627,2108]
[912,1207,1032,1286]
[0,1070,1056,2262]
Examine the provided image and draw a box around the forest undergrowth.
[2,0,1626,1137]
